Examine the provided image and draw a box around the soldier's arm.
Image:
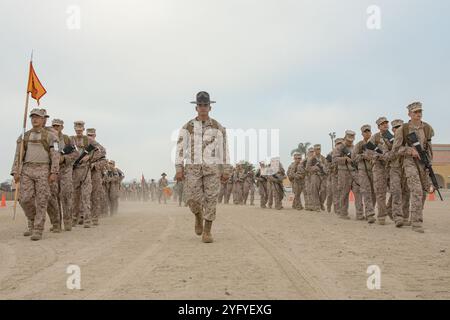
[48,135,60,175]
[393,127,410,156]
[10,136,22,176]
[332,146,347,165]
[286,164,295,181]
[306,157,319,172]
[91,143,106,162]
[352,142,363,163]
[175,126,188,174]
[321,157,329,174]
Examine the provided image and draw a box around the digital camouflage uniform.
[224,168,234,204]
[302,150,314,211]
[158,175,168,204]
[11,112,60,240]
[368,120,392,224]
[175,116,231,222]
[325,153,334,213]
[54,124,79,230]
[287,159,305,210]
[392,103,434,232]
[255,167,268,208]
[243,171,255,205]
[306,149,328,212]
[332,132,363,219]
[267,163,286,210]
[232,165,245,205]
[106,162,124,215]
[44,127,63,231]
[87,130,107,225]
[71,130,93,227]
[352,129,376,221]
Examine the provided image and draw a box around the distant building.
[433,144,450,189]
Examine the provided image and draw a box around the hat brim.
[190,101,216,104]
[29,113,44,118]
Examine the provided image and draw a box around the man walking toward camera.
[175,91,231,243]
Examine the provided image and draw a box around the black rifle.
[407,132,443,201]
[271,174,286,198]
[73,144,96,168]
[310,157,326,175]
[364,141,383,154]
[341,146,360,187]
[383,130,395,144]
[61,144,76,155]
[359,145,375,196]
[326,154,332,163]
[342,147,358,170]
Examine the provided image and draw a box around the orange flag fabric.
[27,62,46,105]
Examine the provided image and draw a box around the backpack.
[71,135,89,149]
[402,121,433,155]
[23,129,50,158]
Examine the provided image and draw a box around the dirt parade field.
[0,196,449,300]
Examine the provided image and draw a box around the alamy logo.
[66,5,81,30]
[367,5,382,30]
[66,264,81,290]
[366,265,381,290]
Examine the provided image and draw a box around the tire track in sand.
[224,216,329,299]
[83,214,176,299]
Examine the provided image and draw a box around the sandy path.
[0,197,449,300]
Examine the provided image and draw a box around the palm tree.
[291,142,311,157]
[241,161,255,173]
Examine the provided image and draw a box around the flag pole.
[13,52,33,220]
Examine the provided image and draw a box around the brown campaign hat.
[190,91,216,104]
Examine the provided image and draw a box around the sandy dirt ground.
[0,195,449,300]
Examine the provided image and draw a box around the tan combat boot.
[377,218,386,225]
[194,213,203,236]
[51,224,62,233]
[23,229,32,237]
[202,220,214,243]
[64,219,72,231]
[30,232,42,241]
[23,220,34,236]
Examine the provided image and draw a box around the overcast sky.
[1,0,449,182]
